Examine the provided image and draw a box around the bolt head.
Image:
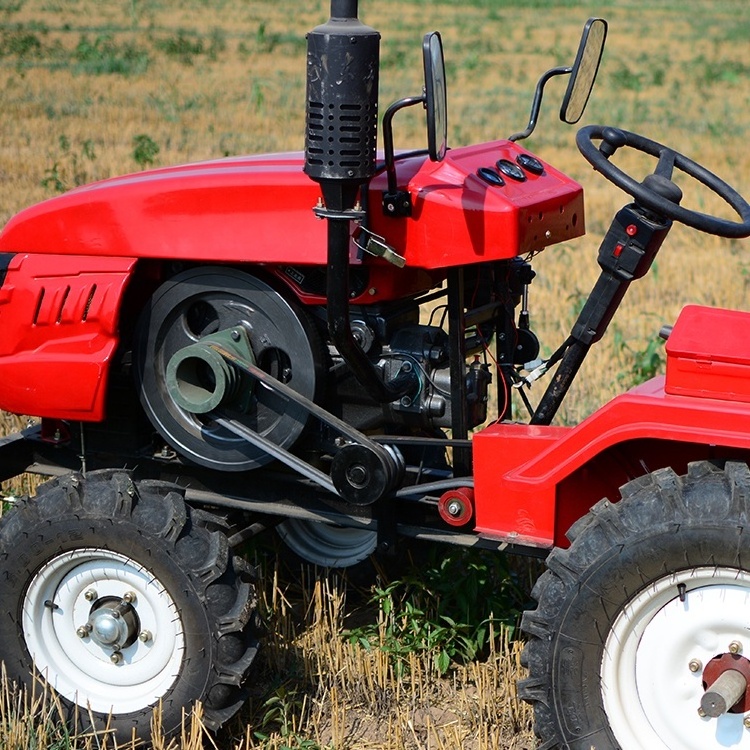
[730,640,743,654]
[744,715,750,729]
[84,589,97,602]
[139,630,152,643]
[446,500,464,517]
[346,464,368,488]
[689,659,702,673]
[123,591,137,604]
[76,625,90,639]
[110,651,123,665]
[698,707,707,718]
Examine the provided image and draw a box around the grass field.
[1,0,749,747]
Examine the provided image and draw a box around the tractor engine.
[330,314,492,434]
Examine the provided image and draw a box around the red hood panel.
[0,153,329,264]
[1,142,584,269]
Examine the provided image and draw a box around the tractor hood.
[0,153,328,265]
[0,142,584,269]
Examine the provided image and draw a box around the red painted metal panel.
[0,154,327,265]
[1,143,583,272]
[0,254,136,420]
[666,304,750,402]
[369,141,585,269]
[473,377,750,548]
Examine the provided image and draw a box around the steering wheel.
[576,125,750,238]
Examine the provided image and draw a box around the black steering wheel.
[576,125,750,238]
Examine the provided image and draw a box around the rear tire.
[0,470,258,743]
[520,461,750,750]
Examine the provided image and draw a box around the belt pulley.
[167,327,404,505]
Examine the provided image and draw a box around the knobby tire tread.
[519,460,750,750]
[0,469,258,742]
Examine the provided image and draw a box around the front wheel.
[0,471,258,744]
[520,461,750,750]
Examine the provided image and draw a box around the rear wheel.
[520,461,750,750]
[0,470,258,743]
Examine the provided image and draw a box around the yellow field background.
[0,0,749,747]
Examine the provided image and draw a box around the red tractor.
[1,2,749,748]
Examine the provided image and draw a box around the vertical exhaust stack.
[304,2,414,403]
[304,0,380,212]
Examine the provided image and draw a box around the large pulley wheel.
[520,461,750,750]
[135,267,321,471]
[0,471,258,744]
[277,519,377,568]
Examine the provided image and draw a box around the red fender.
[473,305,750,548]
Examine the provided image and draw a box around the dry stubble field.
[0,0,749,747]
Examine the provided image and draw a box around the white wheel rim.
[23,549,185,715]
[602,567,750,750]
[277,519,376,568]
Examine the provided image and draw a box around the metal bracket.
[353,227,406,268]
[312,204,367,222]
[382,189,413,217]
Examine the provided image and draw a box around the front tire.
[0,470,258,743]
[520,461,750,750]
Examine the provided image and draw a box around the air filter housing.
[304,0,380,210]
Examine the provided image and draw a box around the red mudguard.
[473,305,750,548]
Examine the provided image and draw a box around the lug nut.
[698,707,707,718]
[744,715,750,729]
[139,630,152,643]
[84,589,97,602]
[110,651,123,665]
[689,659,702,673]
[446,500,463,517]
[123,591,137,604]
[730,641,743,654]
[76,625,91,639]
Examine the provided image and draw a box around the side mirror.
[509,17,607,143]
[560,18,608,124]
[423,31,447,162]
[380,30,447,215]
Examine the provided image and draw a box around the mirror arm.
[381,94,424,216]
[508,66,571,143]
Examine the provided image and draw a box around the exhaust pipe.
[304,1,414,402]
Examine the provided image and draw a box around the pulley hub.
[330,443,404,505]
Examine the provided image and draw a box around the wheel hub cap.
[88,598,138,649]
[601,567,750,749]
[23,549,185,715]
